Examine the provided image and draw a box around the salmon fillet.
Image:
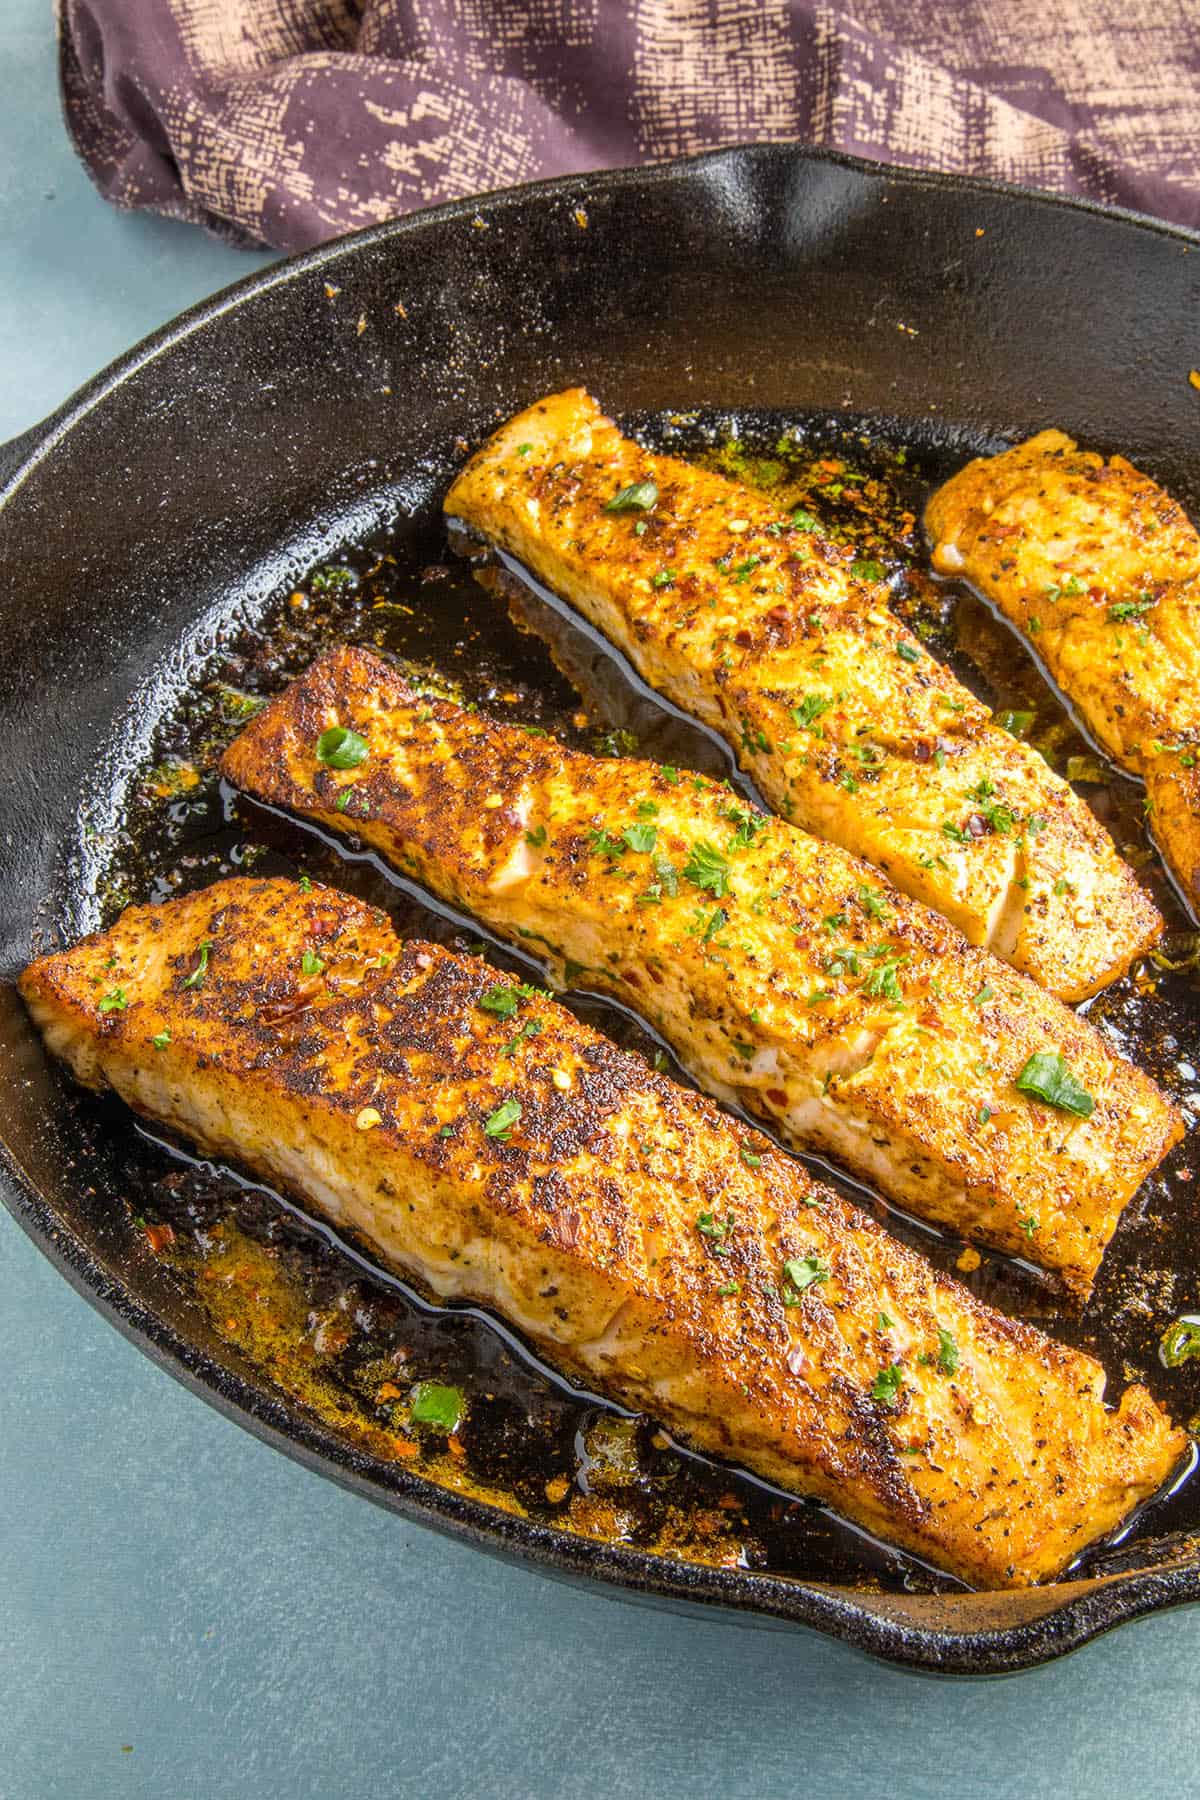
[19,876,1185,1588]
[442,389,1162,1002]
[220,646,1182,1295]
[926,430,1200,914]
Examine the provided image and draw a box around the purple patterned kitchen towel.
[58,0,1200,251]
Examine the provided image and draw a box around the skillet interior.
[2,145,1200,1673]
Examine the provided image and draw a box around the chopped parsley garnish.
[856,886,891,921]
[782,1256,830,1302]
[622,822,658,855]
[1160,1317,1200,1368]
[731,557,762,583]
[790,507,820,532]
[98,988,127,1013]
[1018,1210,1040,1239]
[651,569,675,590]
[636,801,659,818]
[852,558,886,582]
[716,1279,741,1297]
[502,1019,543,1058]
[871,1363,905,1405]
[739,1145,763,1169]
[683,840,731,898]
[970,983,994,1007]
[651,854,679,896]
[315,724,369,769]
[151,1030,171,1050]
[723,803,766,851]
[605,479,658,513]
[937,1328,959,1376]
[309,566,355,592]
[478,982,541,1020]
[525,824,548,847]
[182,942,212,989]
[660,765,681,785]
[700,905,728,944]
[300,950,325,976]
[696,1210,735,1253]
[298,874,313,893]
[589,827,626,859]
[792,692,832,733]
[862,954,907,1003]
[877,1311,894,1330]
[995,709,1034,737]
[1108,598,1154,622]
[484,1099,522,1140]
[941,820,969,844]
[1014,1050,1095,1117]
[408,1382,465,1432]
[1044,575,1085,602]
[895,640,922,664]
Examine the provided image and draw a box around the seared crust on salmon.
[927,430,1200,914]
[221,646,1182,1295]
[442,389,1161,1001]
[19,877,1186,1588]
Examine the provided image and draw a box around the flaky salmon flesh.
[926,431,1200,916]
[221,646,1181,1296]
[442,390,1162,1002]
[19,877,1186,1588]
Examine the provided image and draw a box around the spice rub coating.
[19,877,1185,1588]
[443,389,1161,1001]
[927,430,1200,914]
[221,646,1181,1296]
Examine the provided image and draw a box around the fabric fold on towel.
[58,0,1200,250]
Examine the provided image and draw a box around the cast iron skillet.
[2,145,1199,1676]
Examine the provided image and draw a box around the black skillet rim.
[2,141,1199,1676]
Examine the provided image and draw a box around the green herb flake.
[300,949,325,976]
[298,874,314,893]
[937,1328,959,1376]
[852,558,886,583]
[716,1279,741,1297]
[651,569,675,590]
[996,709,1034,738]
[408,1382,465,1432]
[791,506,821,532]
[862,954,907,1004]
[605,479,658,513]
[895,640,922,664]
[971,983,994,1007]
[484,1098,522,1140]
[877,1312,894,1330]
[792,692,832,733]
[856,886,891,921]
[1108,599,1154,623]
[870,1363,905,1405]
[622,822,658,855]
[700,905,728,944]
[1160,1317,1200,1369]
[98,988,128,1014]
[696,1210,735,1253]
[739,1145,763,1169]
[525,824,548,848]
[782,1255,830,1299]
[151,1030,171,1050]
[1014,1050,1095,1117]
[683,840,731,898]
[315,724,369,769]
[182,942,213,990]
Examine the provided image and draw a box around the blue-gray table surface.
[2,10,1198,1797]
